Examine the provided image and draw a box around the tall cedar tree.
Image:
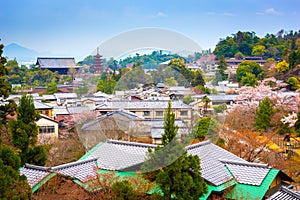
[254,97,275,132]
[9,94,47,165]
[143,100,207,199]
[0,42,31,199]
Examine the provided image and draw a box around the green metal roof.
[78,142,105,161]
[226,169,280,200]
[200,179,237,199]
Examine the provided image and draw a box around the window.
[39,126,55,134]
[156,111,164,116]
[180,111,188,116]
[143,111,150,116]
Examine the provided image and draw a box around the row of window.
[143,111,188,116]
[39,126,55,134]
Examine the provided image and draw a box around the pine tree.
[143,100,208,199]
[9,94,47,165]
[254,97,275,132]
[0,41,31,199]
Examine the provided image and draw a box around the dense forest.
[213,30,300,60]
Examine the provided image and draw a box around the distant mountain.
[3,43,40,64]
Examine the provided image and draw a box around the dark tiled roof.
[51,158,98,182]
[34,100,53,110]
[268,187,300,200]
[95,100,191,110]
[36,57,77,69]
[186,141,247,186]
[97,110,144,121]
[20,164,51,187]
[20,158,98,187]
[86,140,156,171]
[221,160,271,186]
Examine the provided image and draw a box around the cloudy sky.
[0,0,299,60]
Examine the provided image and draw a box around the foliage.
[275,60,289,73]
[213,56,228,85]
[288,48,300,69]
[97,77,116,94]
[191,69,205,87]
[236,61,263,85]
[9,94,47,165]
[192,117,219,141]
[0,139,31,199]
[115,64,152,90]
[46,81,58,94]
[241,72,258,86]
[254,97,275,132]
[142,100,208,199]
[182,94,194,105]
[213,103,227,113]
[287,76,300,91]
[168,58,193,87]
[111,180,136,200]
[294,112,300,135]
[118,51,180,69]
[0,42,31,199]
[74,85,89,97]
[195,85,210,94]
[214,30,300,60]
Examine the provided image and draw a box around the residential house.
[94,100,193,126]
[36,114,59,144]
[34,100,53,118]
[81,110,188,145]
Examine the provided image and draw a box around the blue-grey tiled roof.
[220,160,271,186]
[186,141,247,186]
[37,57,77,69]
[86,140,156,171]
[95,100,191,110]
[268,187,300,200]
[20,164,51,187]
[34,100,53,110]
[51,158,98,182]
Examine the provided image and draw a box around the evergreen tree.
[0,43,17,125]
[9,94,47,165]
[191,70,205,87]
[0,41,31,199]
[46,81,58,94]
[254,97,275,132]
[213,56,228,85]
[142,100,207,199]
[294,112,300,135]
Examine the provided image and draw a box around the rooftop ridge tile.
[220,159,270,168]
[51,158,98,171]
[280,187,300,198]
[107,139,157,148]
[24,163,51,171]
[185,140,211,150]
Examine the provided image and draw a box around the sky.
[0,0,299,61]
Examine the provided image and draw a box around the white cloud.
[205,11,237,17]
[156,12,167,18]
[257,8,282,15]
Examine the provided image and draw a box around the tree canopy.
[142,100,208,199]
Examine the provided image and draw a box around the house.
[94,100,193,126]
[20,139,295,199]
[36,57,81,75]
[81,110,188,145]
[36,114,59,144]
[34,100,53,118]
